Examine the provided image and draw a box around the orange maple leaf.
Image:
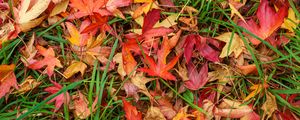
[28,46,62,77]
[0,64,19,98]
[122,98,142,120]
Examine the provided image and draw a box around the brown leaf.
[50,0,69,16]
[113,53,126,79]
[14,76,40,95]
[262,91,277,119]
[130,73,154,100]
[144,106,166,120]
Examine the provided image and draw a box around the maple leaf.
[44,80,70,112]
[261,91,277,119]
[28,45,63,77]
[184,62,208,90]
[144,106,166,120]
[215,32,244,58]
[0,64,19,98]
[281,8,300,33]
[65,20,93,46]
[71,91,98,119]
[183,34,220,63]
[130,73,154,100]
[122,98,142,120]
[63,61,87,79]
[13,0,51,32]
[80,13,115,36]
[68,0,131,19]
[244,83,268,101]
[132,0,160,19]
[238,0,288,45]
[138,34,180,80]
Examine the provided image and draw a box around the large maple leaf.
[44,80,70,112]
[184,62,208,90]
[238,0,288,45]
[138,36,180,81]
[183,34,220,63]
[122,98,142,120]
[28,46,62,77]
[0,64,19,98]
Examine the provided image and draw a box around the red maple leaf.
[183,34,220,63]
[238,0,288,45]
[122,9,174,75]
[28,45,62,77]
[44,80,70,112]
[122,98,142,120]
[184,62,209,90]
[0,64,19,98]
[139,36,180,81]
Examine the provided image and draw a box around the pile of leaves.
[0,0,300,119]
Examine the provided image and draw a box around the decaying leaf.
[14,76,40,95]
[144,106,166,120]
[215,32,244,58]
[63,61,87,79]
[244,83,268,101]
[21,33,37,66]
[130,73,154,100]
[262,91,277,119]
[113,53,127,79]
[0,64,19,98]
[71,91,98,119]
[173,106,194,120]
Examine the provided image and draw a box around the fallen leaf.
[20,33,37,66]
[14,76,40,95]
[50,0,69,16]
[28,45,63,77]
[262,91,277,119]
[113,53,127,79]
[130,73,154,100]
[139,35,180,80]
[65,20,93,47]
[132,1,160,19]
[184,62,208,90]
[237,64,257,75]
[71,91,97,119]
[122,98,142,120]
[183,34,220,62]
[281,8,300,33]
[215,99,255,118]
[238,0,288,45]
[16,0,51,24]
[215,32,244,58]
[173,106,194,120]
[0,64,19,98]
[63,61,87,79]
[144,106,166,120]
[124,81,140,101]
[44,80,70,112]
[244,83,268,101]
[228,0,246,22]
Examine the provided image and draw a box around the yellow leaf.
[130,73,154,100]
[173,106,194,120]
[281,8,300,33]
[63,61,87,79]
[215,32,244,58]
[244,84,264,101]
[229,3,245,22]
[19,15,47,32]
[50,0,69,17]
[113,53,126,78]
[261,91,277,119]
[154,14,178,28]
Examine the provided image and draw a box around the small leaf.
[144,106,166,120]
[63,61,87,79]
[17,0,51,23]
[262,91,277,119]
[184,62,208,90]
[14,76,40,95]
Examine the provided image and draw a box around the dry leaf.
[262,91,277,119]
[144,106,166,120]
[63,61,87,79]
[215,32,244,58]
[50,0,69,16]
[281,8,300,33]
[113,53,126,79]
[0,64,19,98]
[14,76,40,95]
